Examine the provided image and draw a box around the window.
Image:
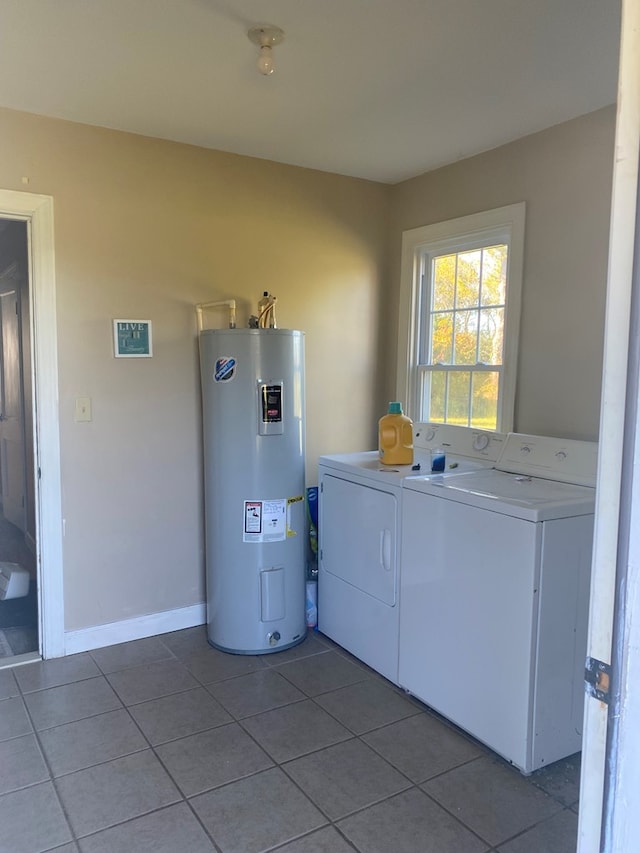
[397,203,525,432]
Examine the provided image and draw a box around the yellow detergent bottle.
[378,402,414,465]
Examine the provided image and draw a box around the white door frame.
[0,189,64,659]
[577,0,640,849]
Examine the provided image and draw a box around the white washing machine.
[399,433,598,773]
[317,424,505,684]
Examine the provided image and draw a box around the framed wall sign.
[113,319,153,358]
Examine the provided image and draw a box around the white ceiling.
[0,0,621,184]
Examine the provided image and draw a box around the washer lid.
[404,468,595,521]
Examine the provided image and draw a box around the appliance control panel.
[496,433,598,486]
[413,422,505,462]
[257,381,284,435]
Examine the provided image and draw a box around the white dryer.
[399,433,598,773]
[317,424,505,684]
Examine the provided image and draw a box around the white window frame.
[396,203,526,431]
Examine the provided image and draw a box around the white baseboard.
[64,603,207,656]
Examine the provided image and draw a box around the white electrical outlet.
[75,397,92,422]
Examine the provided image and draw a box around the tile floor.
[0,627,580,853]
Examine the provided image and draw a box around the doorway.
[0,189,63,664]
[0,219,38,661]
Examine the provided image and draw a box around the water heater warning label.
[243,499,286,542]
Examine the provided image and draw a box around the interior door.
[0,285,27,531]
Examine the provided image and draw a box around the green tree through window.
[397,204,524,433]
[425,245,507,429]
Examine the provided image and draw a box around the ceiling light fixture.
[248,24,285,76]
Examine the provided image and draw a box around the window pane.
[446,371,471,425]
[423,371,446,422]
[481,244,507,306]
[432,255,455,311]
[407,206,524,435]
[430,312,453,363]
[456,251,481,308]
[471,371,499,430]
[478,307,504,364]
[453,311,478,365]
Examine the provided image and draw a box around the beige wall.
[387,106,616,441]
[0,104,616,636]
[0,107,390,631]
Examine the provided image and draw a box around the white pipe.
[196,299,237,333]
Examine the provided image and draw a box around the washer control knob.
[556,451,567,461]
[472,433,490,452]
[425,427,436,442]
[520,445,531,455]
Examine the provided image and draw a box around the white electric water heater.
[199,328,306,653]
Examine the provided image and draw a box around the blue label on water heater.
[214,357,236,382]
